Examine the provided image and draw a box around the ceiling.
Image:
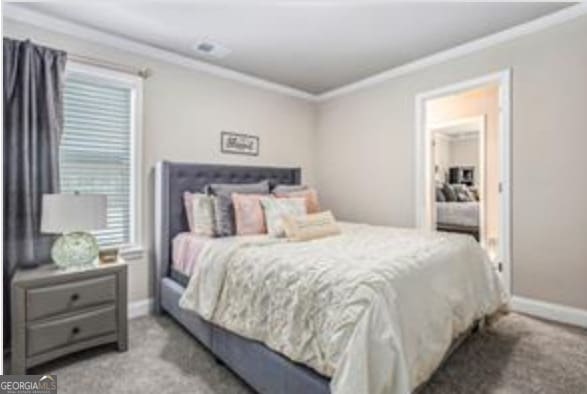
[13,2,572,94]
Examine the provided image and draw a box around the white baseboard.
[128,298,154,319]
[511,296,587,329]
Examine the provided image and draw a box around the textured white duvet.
[179,223,507,394]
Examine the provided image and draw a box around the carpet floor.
[30,312,587,394]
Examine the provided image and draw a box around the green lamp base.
[51,232,99,268]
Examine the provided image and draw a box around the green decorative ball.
[51,232,99,268]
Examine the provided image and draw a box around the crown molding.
[2,3,317,102]
[316,3,587,102]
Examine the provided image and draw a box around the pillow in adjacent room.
[207,180,270,236]
[282,211,341,242]
[232,193,267,235]
[436,186,446,202]
[442,183,458,202]
[274,187,320,214]
[468,186,480,201]
[183,192,216,236]
[260,197,307,237]
[453,184,474,202]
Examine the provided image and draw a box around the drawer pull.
[71,293,80,302]
[72,326,80,335]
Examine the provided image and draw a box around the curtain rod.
[68,54,152,79]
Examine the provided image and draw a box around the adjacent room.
[427,83,502,262]
[2,2,586,394]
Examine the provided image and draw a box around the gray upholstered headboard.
[153,161,301,311]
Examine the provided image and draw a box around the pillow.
[260,197,306,237]
[207,180,270,236]
[272,184,308,193]
[183,192,216,236]
[442,183,458,202]
[274,187,320,214]
[468,186,480,201]
[435,187,446,202]
[452,184,474,202]
[282,211,341,242]
[232,193,267,235]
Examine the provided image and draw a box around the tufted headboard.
[153,161,301,311]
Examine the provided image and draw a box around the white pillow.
[183,192,216,236]
[260,197,306,237]
[282,211,341,241]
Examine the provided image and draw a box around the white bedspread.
[179,223,507,394]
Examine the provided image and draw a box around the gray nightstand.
[11,261,128,374]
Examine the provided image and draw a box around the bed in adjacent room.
[436,201,480,240]
[154,161,507,394]
[436,183,481,241]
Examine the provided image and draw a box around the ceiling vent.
[193,39,231,59]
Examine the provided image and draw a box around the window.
[60,63,142,249]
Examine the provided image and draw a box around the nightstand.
[10,261,128,374]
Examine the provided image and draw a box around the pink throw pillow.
[232,193,267,235]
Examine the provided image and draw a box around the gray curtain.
[3,38,67,343]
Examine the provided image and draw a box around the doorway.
[415,70,511,295]
[429,116,486,246]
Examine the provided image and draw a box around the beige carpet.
[30,313,587,394]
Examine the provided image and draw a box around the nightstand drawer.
[26,275,116,321]
[26,305,117,357]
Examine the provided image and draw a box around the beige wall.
[433,134,480,187]
[449,138,480,180]
[317,15,587,310]
[428,85,499,246]
[433,135,451,183]
[451,139,477,165]
[3,20,317,303]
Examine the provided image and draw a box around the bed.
[154,161,506,394]
[436,202,480,240]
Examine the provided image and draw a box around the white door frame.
[428,115,486,248]
[414,69,512,296]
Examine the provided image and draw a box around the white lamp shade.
[41,193,107,233]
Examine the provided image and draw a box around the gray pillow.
[207,180,270,236]
[436,187,446,202]
[452,184,474,202]
[272,184,307,193]
[442,183,458,202]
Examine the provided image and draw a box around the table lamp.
[41,193,107,268]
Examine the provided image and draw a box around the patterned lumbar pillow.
[273,187,321,214]
[282,210,341,242]
[183,192,216,236]
[207,180,270,236]
[260,197,307,237]
[232,193,267,235]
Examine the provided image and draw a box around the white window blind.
[60,74,133,247]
